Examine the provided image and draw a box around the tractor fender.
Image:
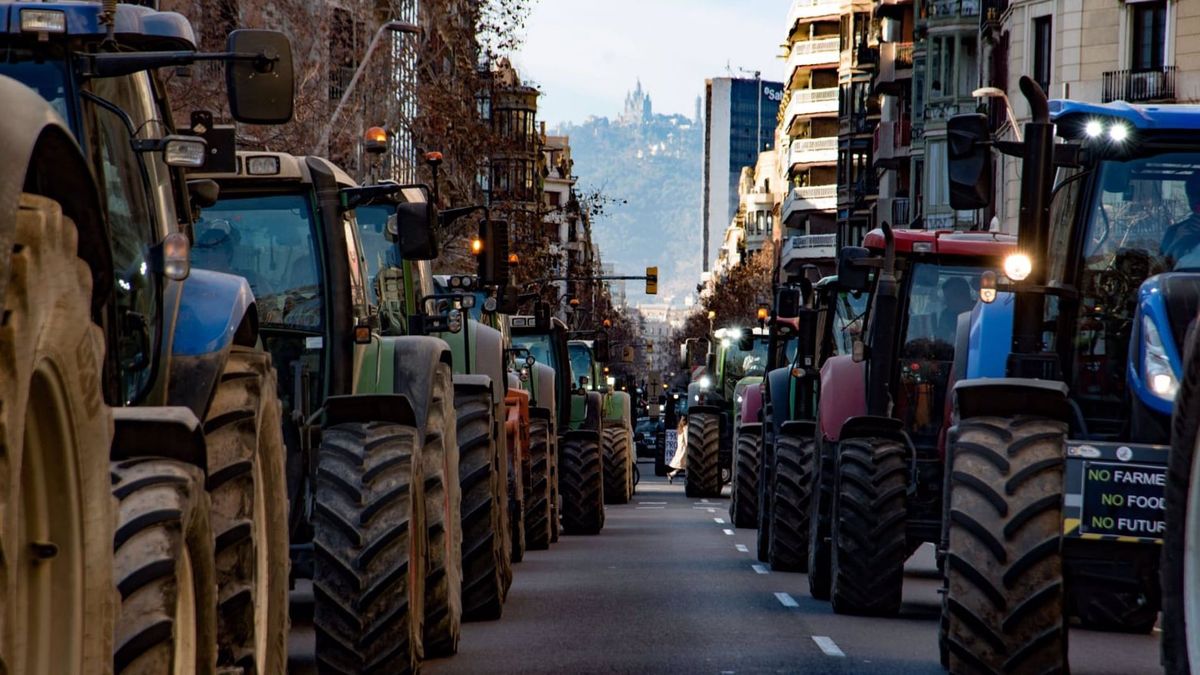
[167,269,258,419]
[602,390,631,426]
[0,76,110,312]
[110,407,207,470]
[530,362,557,421]
[953,378,1071,424]
[473,322,506,407]
[765,365,793,436]
[453,373,496,404]
[323,394,417,428]
[838,415,913,453]
[779,419,815,441]
[585,390,603,431]
[818,355,866,442]
[379,335,455,426]
[740,379,765,426]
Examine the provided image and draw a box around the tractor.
[939,77,1187,671]
[572,334,635,506]
[0,5,295,672]
[808,225,1014,615]
[194,151,481,668]
[557,337,611,533]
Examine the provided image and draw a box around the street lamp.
[312,20,421,156]
[972,86,1022,141]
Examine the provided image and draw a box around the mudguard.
[167,269,257,419]
[0,76,110,311]
[603,391,631,426]
[353,335,453,425]
[529,362,557,423]
[324,394,416,428]
[439,319,506,407]
[111,406,206,469]
[779,419,815,441]
[454,373,495,404]
[1129,275,1186,416]
[765,365,793,437]
[739,379,764,427]
[839,415,912,451]
[817,355,866,442]
[953,378,1071,423]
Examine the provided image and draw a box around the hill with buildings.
[553,82,703,307]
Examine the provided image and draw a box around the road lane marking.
[723,529,735,535]
[713,517,725,524]
[752,564,769,574]
[775,592,799,608]
[707,508,717,513]
[735,544,749,552]
[812,636,845,657]
[635,506,665,509]
[701,499,711,503]
[639,501,667,505]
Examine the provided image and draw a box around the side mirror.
[396,201,439,260]
[837,246,872,292]
[478,219,511,287]
[226,30,295,124]
[594,334,610,363]
[737,332,755,352]
[187,179,220,208]
[947,113,992,210]
[775,287,802,319]
[795,308,819,369]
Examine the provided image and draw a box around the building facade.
[701,76,785,272]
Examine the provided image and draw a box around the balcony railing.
[789,137,838,165]
[1102,67,1177,103]
[783,185,838,223]
[892,198,911,227]
[786,87,839,121]
[895,42,914,68]
[781,234,838,270]
[789,37,840,69]
[788,0,841,22]
[926,0,980,18]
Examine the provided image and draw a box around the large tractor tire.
[1165,341,1200,674]
[549,433,561,544]
[807,437,835,600]
[312,422,426,674]
[942,416,1068,674]
[204,346,289,673]
[423,363,462,657]
[729,424,760,528]
[494,401,516,593]
[525,415,553,551]
[456,387,505,621]
[112,459,219,674]
[830,437,908,616]
[768,433,813,572]
[561,434,605,535]
[755,405,775,562]
[685,412,721,498]
[602,425,633,505]
[0,194,115,675]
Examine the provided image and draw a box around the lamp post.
[312,20,420,156]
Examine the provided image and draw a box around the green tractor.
[0,5,295,672]
[571,335,636,505]
[196,151,481,669]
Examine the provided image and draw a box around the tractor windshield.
[196,193,323,330]
[355,203,402,306]
[0,49,74,128]
[513,334,557,371]
[898,262,988,445]
[568,342,594,389]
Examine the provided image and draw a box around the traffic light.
[645,266,658,295]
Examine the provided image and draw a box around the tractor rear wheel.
[807,437,835,600]
[730,424,760,528]
[603,425,633,505]
[204,346,289,673]
[423,362,462,657]
[561,434,605,535]
[943,416,1068,674]
[768,433,812,572]
[525,416,553,550]
[830,437,907,616]
[456,387,505,622]
[685,412,721,498]
[112,459,219,675]
[1164,337,1200,674]
[312,422,426,673]
[0,194,115,675]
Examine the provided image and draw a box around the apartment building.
[837,0,881,247]
[873,0,915,230]
[979,0,1200,229]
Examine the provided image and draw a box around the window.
[1132,1,1167,71]
[1032,15,1053,94]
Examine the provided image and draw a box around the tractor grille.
[1159,273,1200,352]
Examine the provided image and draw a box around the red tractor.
[807,225,1014,614]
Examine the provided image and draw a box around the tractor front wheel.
[456,387,506,622]
[603,425,633,505]
[423,362,462,657]
[768,433,813,572]
[525,416,553,550]
[730,424,760,528]
[685,412,721,498]
[561,434,605,535]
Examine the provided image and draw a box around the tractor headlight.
[1143,316,1179,400]
[1003,253,1032,282]
[737,394,743,405]
[699,375,712,390]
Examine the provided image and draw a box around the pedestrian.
[668,415,687,483]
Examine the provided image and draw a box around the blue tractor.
[940,77,1188,672]
[0,3,294,672]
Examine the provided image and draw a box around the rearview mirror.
[396,201,439,260]
[837,246,872,292]
[226,30,294,124]
[775,287,802,319]
[947,113,992,210]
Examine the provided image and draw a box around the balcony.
[925,0,980,19]
[781,234,838,272]
[872,120,911,166]
[789,137,838,166]
[788,37,840,71]
[782,185,838,225]
[1102,67,1177,103]
[788,0,841,23]
[785,87,839,123]
[876,42,915,88]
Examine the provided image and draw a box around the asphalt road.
[292,461,1163,674]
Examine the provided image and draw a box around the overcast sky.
[513,1,791,127]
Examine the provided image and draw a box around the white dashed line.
[723,529,735,535]
[707,508,717,513]
[713,517,725,524]
[639,501,667,505]
[774,592,799,608]
[701,499,711,503]
[751,564,769,574]
[812,636,845,657]
[735,544,749,553]
[635,506,665,510]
